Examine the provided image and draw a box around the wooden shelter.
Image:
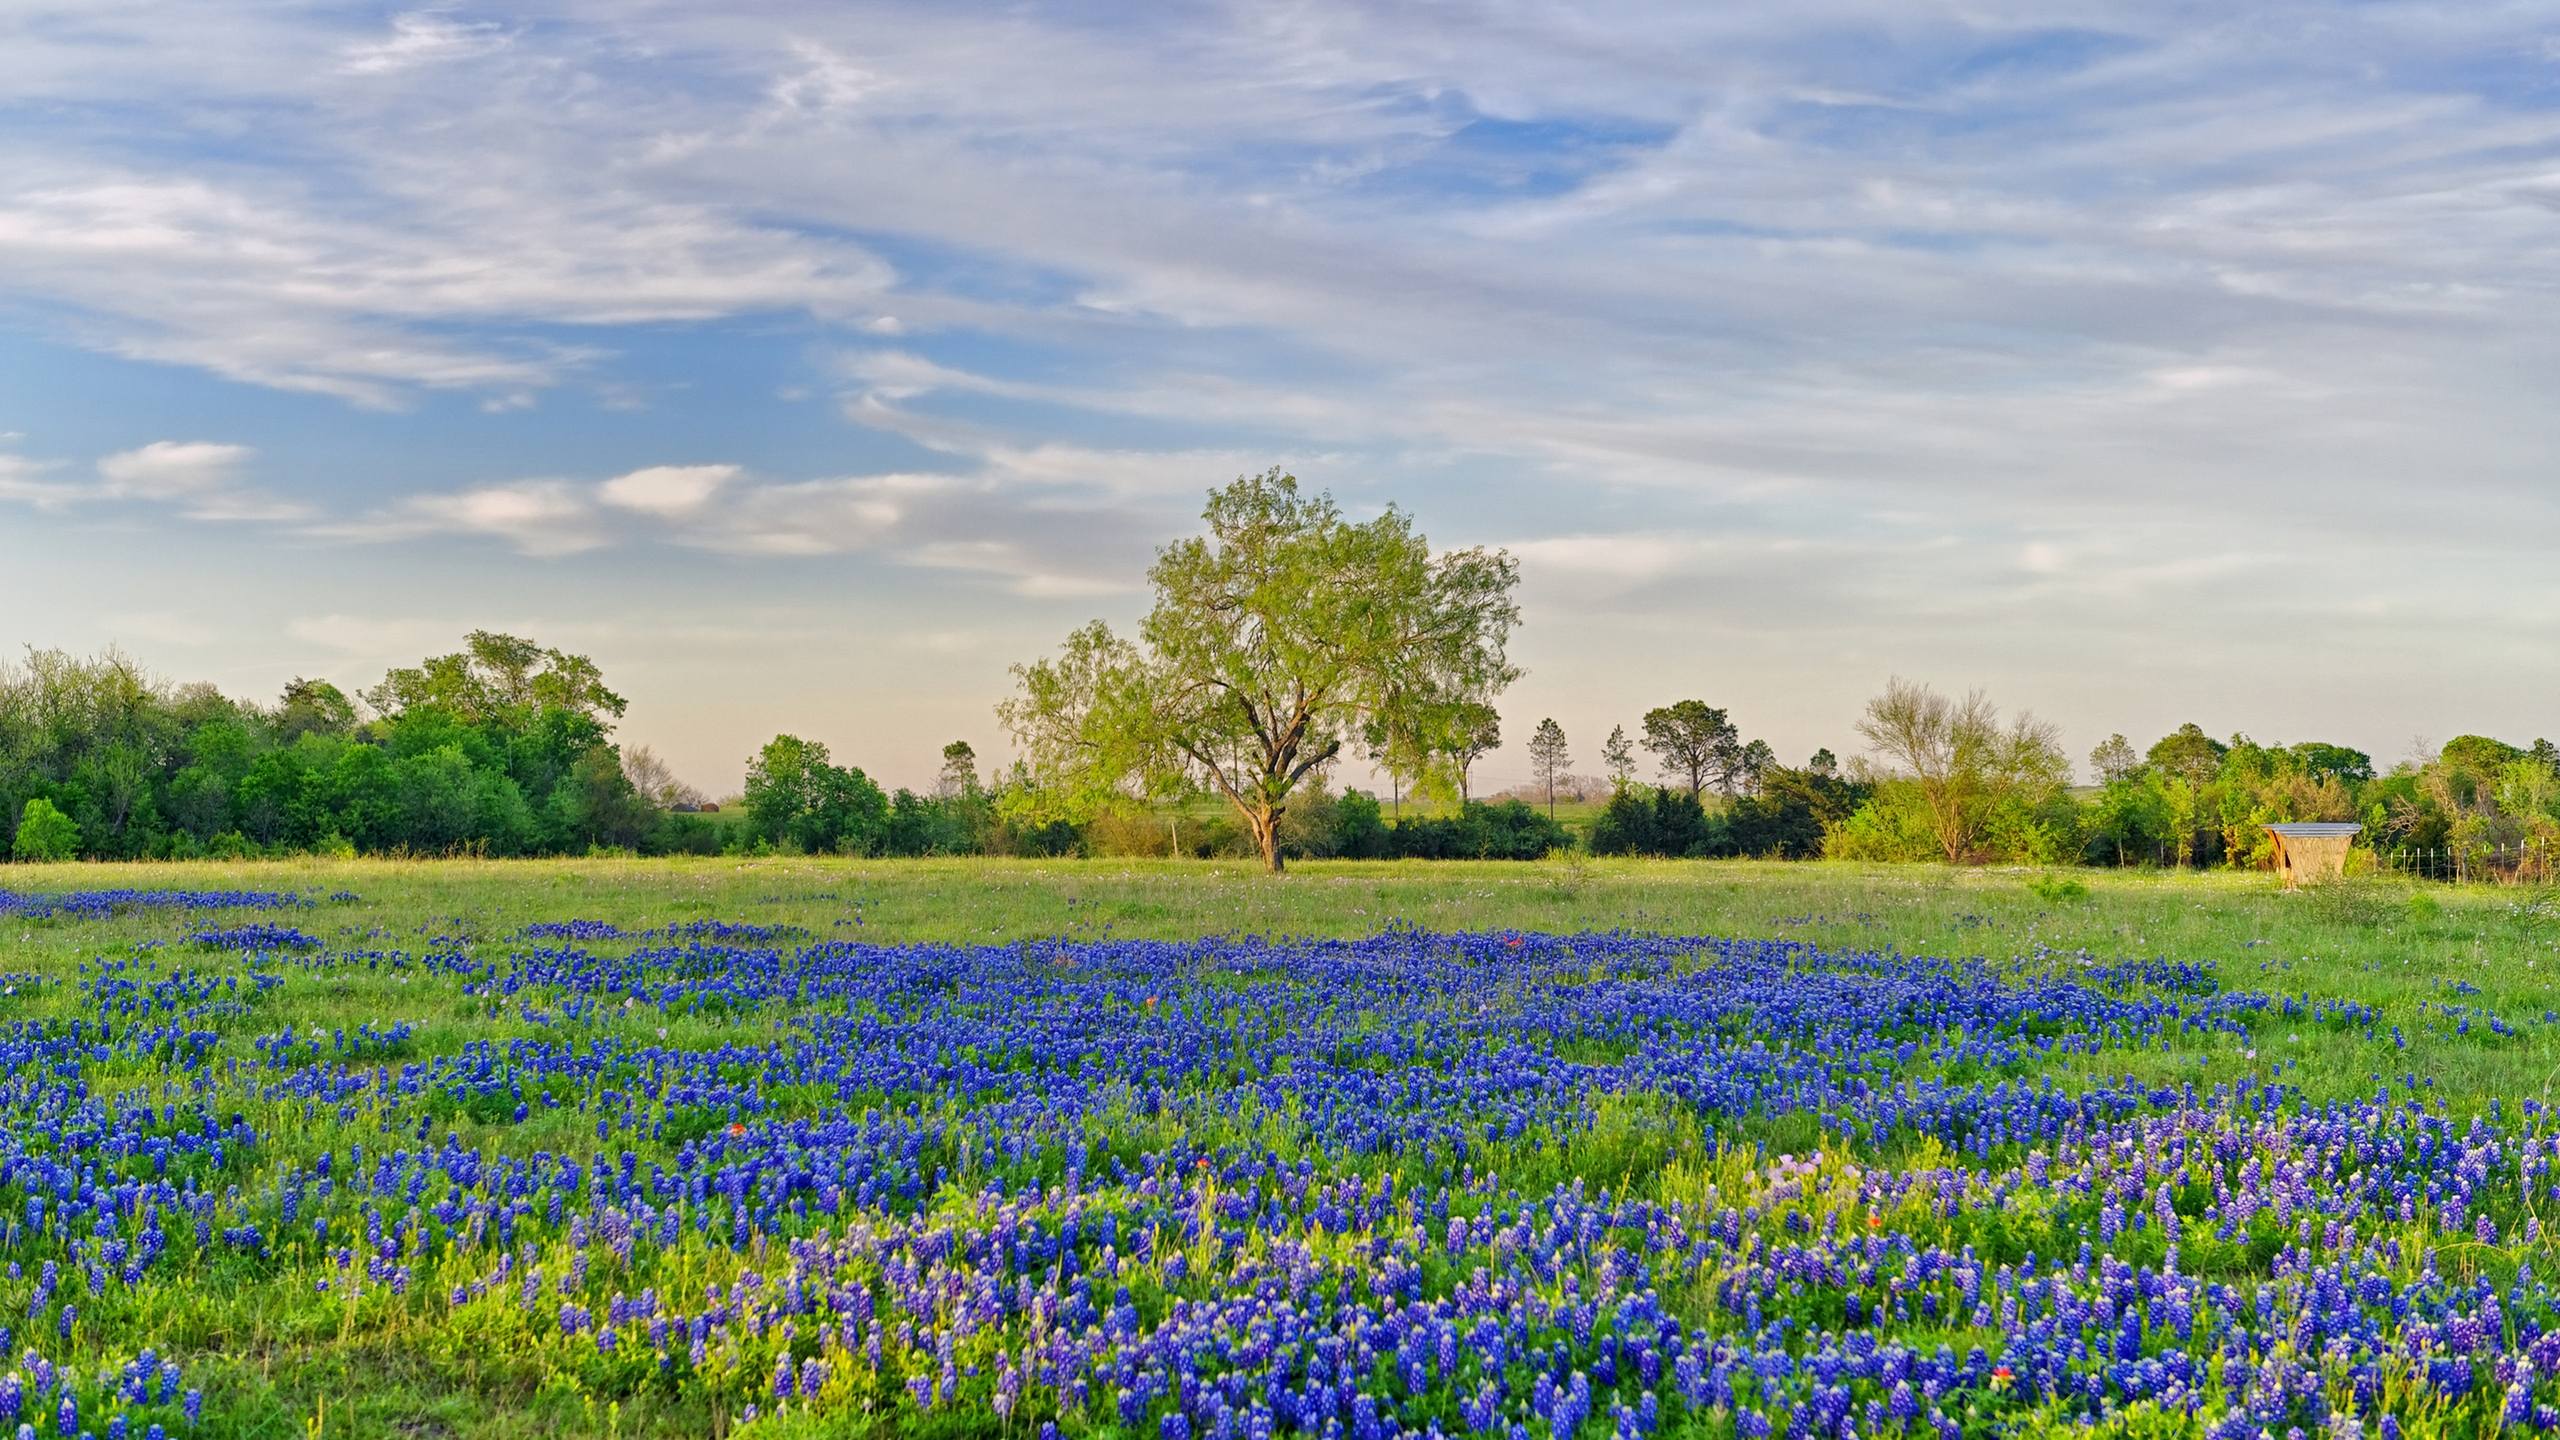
[2264,821,2362,888]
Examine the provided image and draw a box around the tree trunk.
[1250,807,1285,874]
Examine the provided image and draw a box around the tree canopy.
[1852,677,2069,864]
[1640,700,1739,797]
[1000,468,1521,871]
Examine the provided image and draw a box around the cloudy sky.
[4,2,2557,794]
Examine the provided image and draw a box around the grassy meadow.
[17,855,2544,1108]
[2,856,2556,1438]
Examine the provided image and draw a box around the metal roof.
[2264,822,2363,837]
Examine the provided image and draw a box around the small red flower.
[726,1123,746,1138]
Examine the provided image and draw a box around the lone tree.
[1001,469,1521,872]
[1855,677,2067,864]
[1601,724,1636,788]
[936,740,980,798]
[1528,717,1571,816]
[1640,700,1739,797]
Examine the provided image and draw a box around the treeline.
[1561,682,2560,880]
[3,636,697,861]
[737,733,1571,862]
[0,635,1092,864]
[9,636,2554,877]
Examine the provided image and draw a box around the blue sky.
[4,1,2557,794]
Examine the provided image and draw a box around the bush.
[1823,783,1943,862]
[645,812,724,856]
[1329,790,1391,859]
[1086,811,1177,858]
[1590,786,1713,858]
[2301,875,2408,928]
[11,797,78,862]
[1390,799,1571,860]
[2027,872,2088,904]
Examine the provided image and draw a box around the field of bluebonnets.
[3,858,2560,1439]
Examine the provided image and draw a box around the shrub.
[2301,875,2406,928]
[1589,786,1712,858]
[11,797,78,862]
[2027,872,2088,904]
[1086,811,1177,858]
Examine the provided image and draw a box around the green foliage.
[1639,700,1740,797]
[2027,872,2088,904]
[1590,784,1713,858]
[1822,780,1943,862]
[1849,678,2069,864]
[742,735,889,855]
[11,796,77,861]
[1385,797,1571,859]
[1600,724,1635,787]
[2145,722,2228,785]
[1735,765,1864,857]
[0,635,694,861]
[1001,469,1521,871]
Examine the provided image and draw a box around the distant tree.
[1360,712,1433,819]
[2287,741,2374,786]
[1527,718,1571,817]
[2089,733,2141,785]
[742,735,888,854]
[936,741,980,798]
[364,631,626,728]
[11,797,77,861]
[2145,723,2227,787]
[1601,725,1636,788]
[1000,469,1521,872]
[1855,677,2068,865]
[620,744,706,809]
[559,746,654,849]
[1806,747,1839,778]
[1735,739,1776,795]
[2534,739,2560,776]
[2441,735,2525,776]
[1733,763,1867,858]
[1641,701,1738,797]
[275,678,358,741]
[1444,701,1503,804]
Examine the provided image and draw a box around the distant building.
[2264,822,2362,888]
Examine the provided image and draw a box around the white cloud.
[332,480,602,555]
[93,440,308,520]
[0,454,80,509]
[97,441,251,498]
[341,12,513,76]
[598,464,739,517]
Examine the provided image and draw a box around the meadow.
[2,856,2558,1439]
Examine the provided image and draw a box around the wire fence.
[2136,838,2560,884]
[2375,840,2559,885]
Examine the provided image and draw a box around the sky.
[3,1,2557,797]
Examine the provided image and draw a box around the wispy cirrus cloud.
[340,12,513,76]
[326,458,1159,596]
[0,439,304,519]
[95,441,309,520]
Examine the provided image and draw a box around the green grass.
[14,856,2559,1095]
[4,855,2557,1437]
[14,854,2557,1112]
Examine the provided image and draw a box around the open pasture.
[2,858,2559,1438]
